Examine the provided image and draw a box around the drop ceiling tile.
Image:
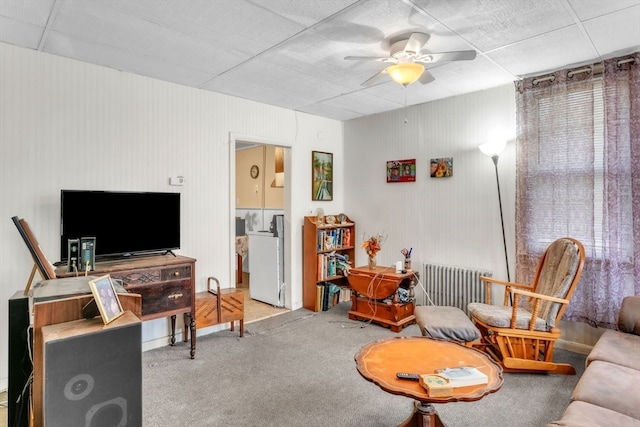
[0,17,44,49]
[312,0,445,50]
[582,6,640,57]
[0,0,55,26]
[297,103,363,121]
[487,25,598,77]
[416,0,576,52]
[314,89,403,117]
[44,33,216,87]
[568,0,640,21]
[427,55,516,94]
[247,0,360,27]
[202,58,347,110]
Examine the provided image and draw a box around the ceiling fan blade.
[404,32,430,53]
[344,55,390,61]
[361,69,388,87]
[418,50,477,63]
[418,70,435,85]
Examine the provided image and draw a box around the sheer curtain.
[515,52,639,329]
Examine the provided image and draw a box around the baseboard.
[556,338,593,355]
[141,323,227,352]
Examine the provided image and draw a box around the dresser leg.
[189,313,196,359]
[170,314,176,345]
[183,312,190,342]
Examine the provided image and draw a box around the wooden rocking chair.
[468,237,585,374]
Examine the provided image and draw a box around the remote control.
[396,372,420,381]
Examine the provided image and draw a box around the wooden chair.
[468,237,585,374]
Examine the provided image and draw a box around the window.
[516,53,639,328]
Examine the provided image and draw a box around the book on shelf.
[317,282,343,311]
[434,367,488,387]
[316,252,352,281]
[316,284,324,312]
[316,228,353,252]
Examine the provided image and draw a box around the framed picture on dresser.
[89,275,124,324]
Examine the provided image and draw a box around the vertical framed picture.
[312,151,333,201]
[387,159,416,182]
[89,275,124,324]
[430,157,453,178]
[12,216,56,293]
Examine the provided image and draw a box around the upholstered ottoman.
[414,306,480,346]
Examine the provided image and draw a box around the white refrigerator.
[248,230,284,307]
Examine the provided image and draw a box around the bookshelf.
[303,215,356,311]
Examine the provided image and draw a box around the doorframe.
[229,132,293,308]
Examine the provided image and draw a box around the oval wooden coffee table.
[355,336,503,427]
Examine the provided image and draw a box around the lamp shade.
[479,140,507,157]
[386,63,425,86]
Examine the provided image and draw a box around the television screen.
[60,190,180,260]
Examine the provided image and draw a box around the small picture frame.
[312,151,333,201]
[89,274,124,324]
[387,159,416,182]
[430,157,453,178]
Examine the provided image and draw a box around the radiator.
[422,263,492,315]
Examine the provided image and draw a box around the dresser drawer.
[125,279,192,317]
[112,269,161,284]
[161,265,191,281]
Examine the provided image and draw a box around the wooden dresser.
[56,254,197,358]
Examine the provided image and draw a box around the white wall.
[344,85,517,294]
[0,42,345,390]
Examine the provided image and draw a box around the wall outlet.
[170,176,185,186]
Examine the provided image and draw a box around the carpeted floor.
[143,302,585,427]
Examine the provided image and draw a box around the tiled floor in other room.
[237,272,290,324]
[0,390,7,427]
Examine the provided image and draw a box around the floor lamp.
[479,140,511,283]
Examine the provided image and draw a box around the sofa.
[546,296,640,426]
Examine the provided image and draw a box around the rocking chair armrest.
[479,276,527,287]
[509,289,569,331]
[479,276,534,306]
[510,288,569,305]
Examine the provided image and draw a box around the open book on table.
[434,366,488,387]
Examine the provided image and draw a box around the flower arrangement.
[361,232,387,257]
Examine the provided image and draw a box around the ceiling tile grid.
[0,0,638,121]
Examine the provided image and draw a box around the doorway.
[231,137,291,323]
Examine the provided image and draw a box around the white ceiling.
[1,0,639,121]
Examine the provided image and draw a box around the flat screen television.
[60,190,180,261]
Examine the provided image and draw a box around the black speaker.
[42,312,142,427]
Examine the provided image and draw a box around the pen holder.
[404,258,411,271]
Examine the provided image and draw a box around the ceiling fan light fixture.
[386,63,425,86]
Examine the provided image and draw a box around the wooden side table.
[355,336,503,426]
[185,277,244,339]
[347,266,417,332]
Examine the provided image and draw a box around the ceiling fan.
[345,32,476,87]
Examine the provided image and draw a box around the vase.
[368,255,377,270]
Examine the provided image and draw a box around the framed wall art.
[430,157,453,178]
[387,159,416,183]
[89,274,124,324]
[312,151,333,201]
